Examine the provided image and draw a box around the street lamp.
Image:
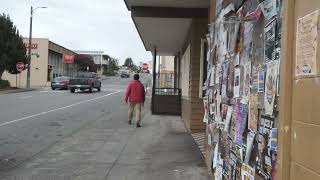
[26,6,47,88]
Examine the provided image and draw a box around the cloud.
[1,0,152,65]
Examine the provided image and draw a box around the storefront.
[2,38,78,88]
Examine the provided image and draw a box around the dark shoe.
[136,123,141,128]
[128,120,132,125]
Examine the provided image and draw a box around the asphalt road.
[0,74,152,174]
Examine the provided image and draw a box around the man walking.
[124,74,145,127]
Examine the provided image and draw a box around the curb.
[0,88,36,95]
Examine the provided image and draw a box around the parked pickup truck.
[68,72,101,93]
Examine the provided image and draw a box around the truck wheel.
[97,87,101,92]
[52,87,55,90]
[70,88,75,93]
[89,86,93,93]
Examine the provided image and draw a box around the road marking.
[0,91,122,127]
[18,96,33,99]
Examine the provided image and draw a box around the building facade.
[2,38,78,88]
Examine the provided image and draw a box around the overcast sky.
[1,0,152,65]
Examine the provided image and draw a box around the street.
[0,75,152,175]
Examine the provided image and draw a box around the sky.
[1,0,152,65]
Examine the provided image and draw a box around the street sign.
[16,62,25,72]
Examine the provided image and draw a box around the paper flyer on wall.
[248,95,259,132]
[234,98,242,146]
[210,65,216,86]
[264,61,279,115]
[203,97,209,123]
[258,115,275,179]
[296,10,319,76]
[251,65,259,93]
[224,106,233,132]
[258,68,265,92]
[241,163,255,180]
[260,0,277,22]
[242,61,252,103]
[234,68,241,97]
[264,19,277,63]
[244,131,256,164]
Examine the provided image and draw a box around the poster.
[260,0,277,22]
[222,104,228,123]
[216,63,222,86]
[258,115,275,179]
[264,19,277,63]
[244,131,256,164]
[269,128,278,152]
[242,61,252,103]
[296,10,319,76]
[243,23,253,54]
[258,68,265,92]
[248,95,259,132]
[240,103,248,134]
[234,68,241,97]
[264,61,279,116]
[241,163,255,180]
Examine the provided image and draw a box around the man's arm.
[124,84,131,103]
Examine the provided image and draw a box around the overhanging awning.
[124,0,209,56]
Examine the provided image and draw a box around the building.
[2,38,78,88]
[74,50,107,75]
[124,0,320,179]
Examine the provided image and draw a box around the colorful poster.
[234,68,241,97]
[248,95,259,132]
[242,61,252,103]
[264,19,277,63]
[241,163,255,180]
[260,0,277,22]
[264,61,279,115]
[296,10,319,76]
[258,68,265,92]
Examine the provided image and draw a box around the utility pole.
[26,6,47,88]
[26,6,33,89]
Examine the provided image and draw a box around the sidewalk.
[0,103,210,180]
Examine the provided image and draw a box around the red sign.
[24,43,38,49]
[16,62,25,72]
[63,54,74,64]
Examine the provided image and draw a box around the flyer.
[234,68,241,97]
[264,19,277,63]
[241,163,255,180]
[224,106,234,132]
[251,65,259,93]
[210,65,216,86]
[258,68,265,92]
[242,61,252,103]
[296,10,319,76]
[264,61,279,115]
[234,98,243,146]
[248,95,259,132]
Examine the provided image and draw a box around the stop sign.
[16,62,25,72]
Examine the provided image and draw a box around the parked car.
[121,71,130,78]
[51,76,70,90]
[68,72,101,93]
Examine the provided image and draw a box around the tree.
[103,55,119,76]
[0,14,27,80]
[74,54,97,72]
[123,57,133,67]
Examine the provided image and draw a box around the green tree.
[0,14,27,80]
[102,55,119,76]
[123,57,133,67]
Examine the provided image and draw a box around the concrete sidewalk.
[0,103,210,180]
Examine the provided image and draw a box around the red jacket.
[124,80,145,103]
